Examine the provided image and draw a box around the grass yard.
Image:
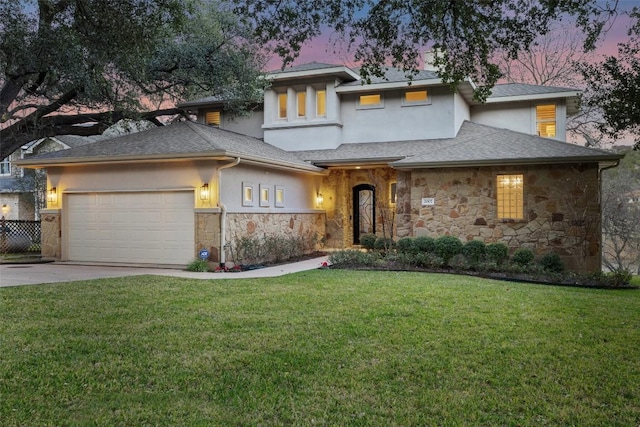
[1,270,639,426]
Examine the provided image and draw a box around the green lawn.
[1,270,639,426]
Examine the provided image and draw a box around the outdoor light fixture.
[316,193,324,207]
[47,187,57,204]
[200,183,210,201]
[1,204,8,215]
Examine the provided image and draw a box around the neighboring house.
[16,61,623,271]
[0,135,101,220]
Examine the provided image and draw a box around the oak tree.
[1,0,266,158]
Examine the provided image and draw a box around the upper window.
[205,111,221,127]
[0,158,10,176]
[358,94,383,109]
[496,174,524,220]
[403,90,429,105]
[536,104,556,138]
[278,93,287,119]
[316,90,326,117]
[297,91,306,118]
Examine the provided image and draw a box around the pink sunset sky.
[265,0,640,70]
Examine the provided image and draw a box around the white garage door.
[67,191,195,265]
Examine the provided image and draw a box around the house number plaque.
[421,198,435,206]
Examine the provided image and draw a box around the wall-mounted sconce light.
[1,204,8,215]
[316,193,324,207]
[47,187,57,204]
[200,183,210,201]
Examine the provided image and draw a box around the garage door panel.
[67,191,195,264]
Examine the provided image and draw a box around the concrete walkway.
[0,256,330,287]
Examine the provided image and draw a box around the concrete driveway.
[0,256,329,287]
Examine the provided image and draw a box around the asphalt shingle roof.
[296,121,621,168]
[22,122,323,172]
[489,83,578,98]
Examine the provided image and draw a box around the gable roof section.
[268,61,360,83]
[296,121,622,168]
[15,122,324,174]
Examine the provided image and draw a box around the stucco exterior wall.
[341,86,458,143]
[396,164,602,272]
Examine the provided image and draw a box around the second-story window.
[278,93,287,119]
[0,157,10,175]
[358,93,383,109]
[297,91,306,118]
[205,111,221,127]
[316,90,326,117]
[536,104,556,138]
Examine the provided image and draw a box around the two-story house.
[17,61,622,271]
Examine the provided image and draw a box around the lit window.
[404,90,428,103]
[297,91,306,118]
[260,184,270,207]
[316,90,326,117]
[205,111,221,127]
[0,158,10,175]
[389,182,397,205]
[242,182,255,207]
[278,93,287,119]
[536,104,556,138]
[359,94,382,106]
[497,174,524,219]
[275,186,285,207]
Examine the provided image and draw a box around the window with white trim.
[0,157,10,175]
[316,89,326,117]
[403,90,429,105]
[358,93,383,109]
[496,174,524,220]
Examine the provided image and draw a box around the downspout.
[217,157,241,267]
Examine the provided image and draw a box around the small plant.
[186,259,209,272]
[434,235,463,265]
[397,237,415,254]
[360,234,377,250]
[511,248,535,267]
[449,253,471,270]
[329,249,380,267]
[486,242,509,265]
[462,240,486,265]
[413,236,436,253]
[374,237,395,252]
[538,252,565,273]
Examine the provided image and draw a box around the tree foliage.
[236,0,615,100]
[580,8,640,151]
[0,0,266,158]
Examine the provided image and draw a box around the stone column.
[40,209,61,260]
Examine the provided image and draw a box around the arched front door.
[353,184,375,244]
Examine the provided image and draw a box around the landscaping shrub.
[434,235,463,265]
[486,242,509,265]
[462,240,486,265]
[449,253,471,270]
[413,236,436,253]
[360,234,376,250]
[374,237,396,252]
[397,237,415,254]
[329,249,381,267]
[538,252,565,273]
[511,248,535,267]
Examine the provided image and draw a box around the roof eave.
[336,78,443,93]
[269,66,360,83]
[392,155,624,170]
[305,157,405,168]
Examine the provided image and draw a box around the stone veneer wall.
[396,164,602,272]
[194,211,221,262]
[322,168,398,249]
[225,212,325,263]
[40,210,61,259]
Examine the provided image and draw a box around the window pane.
[205,111,221,126]
[316,90,326,116]
[297,91,306,117]
[536,104,556,137]
[278,93,287,119]
[360,94,381,106]
[405,90,427,102]
[497,174,524,219]
[0,158,10,175]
